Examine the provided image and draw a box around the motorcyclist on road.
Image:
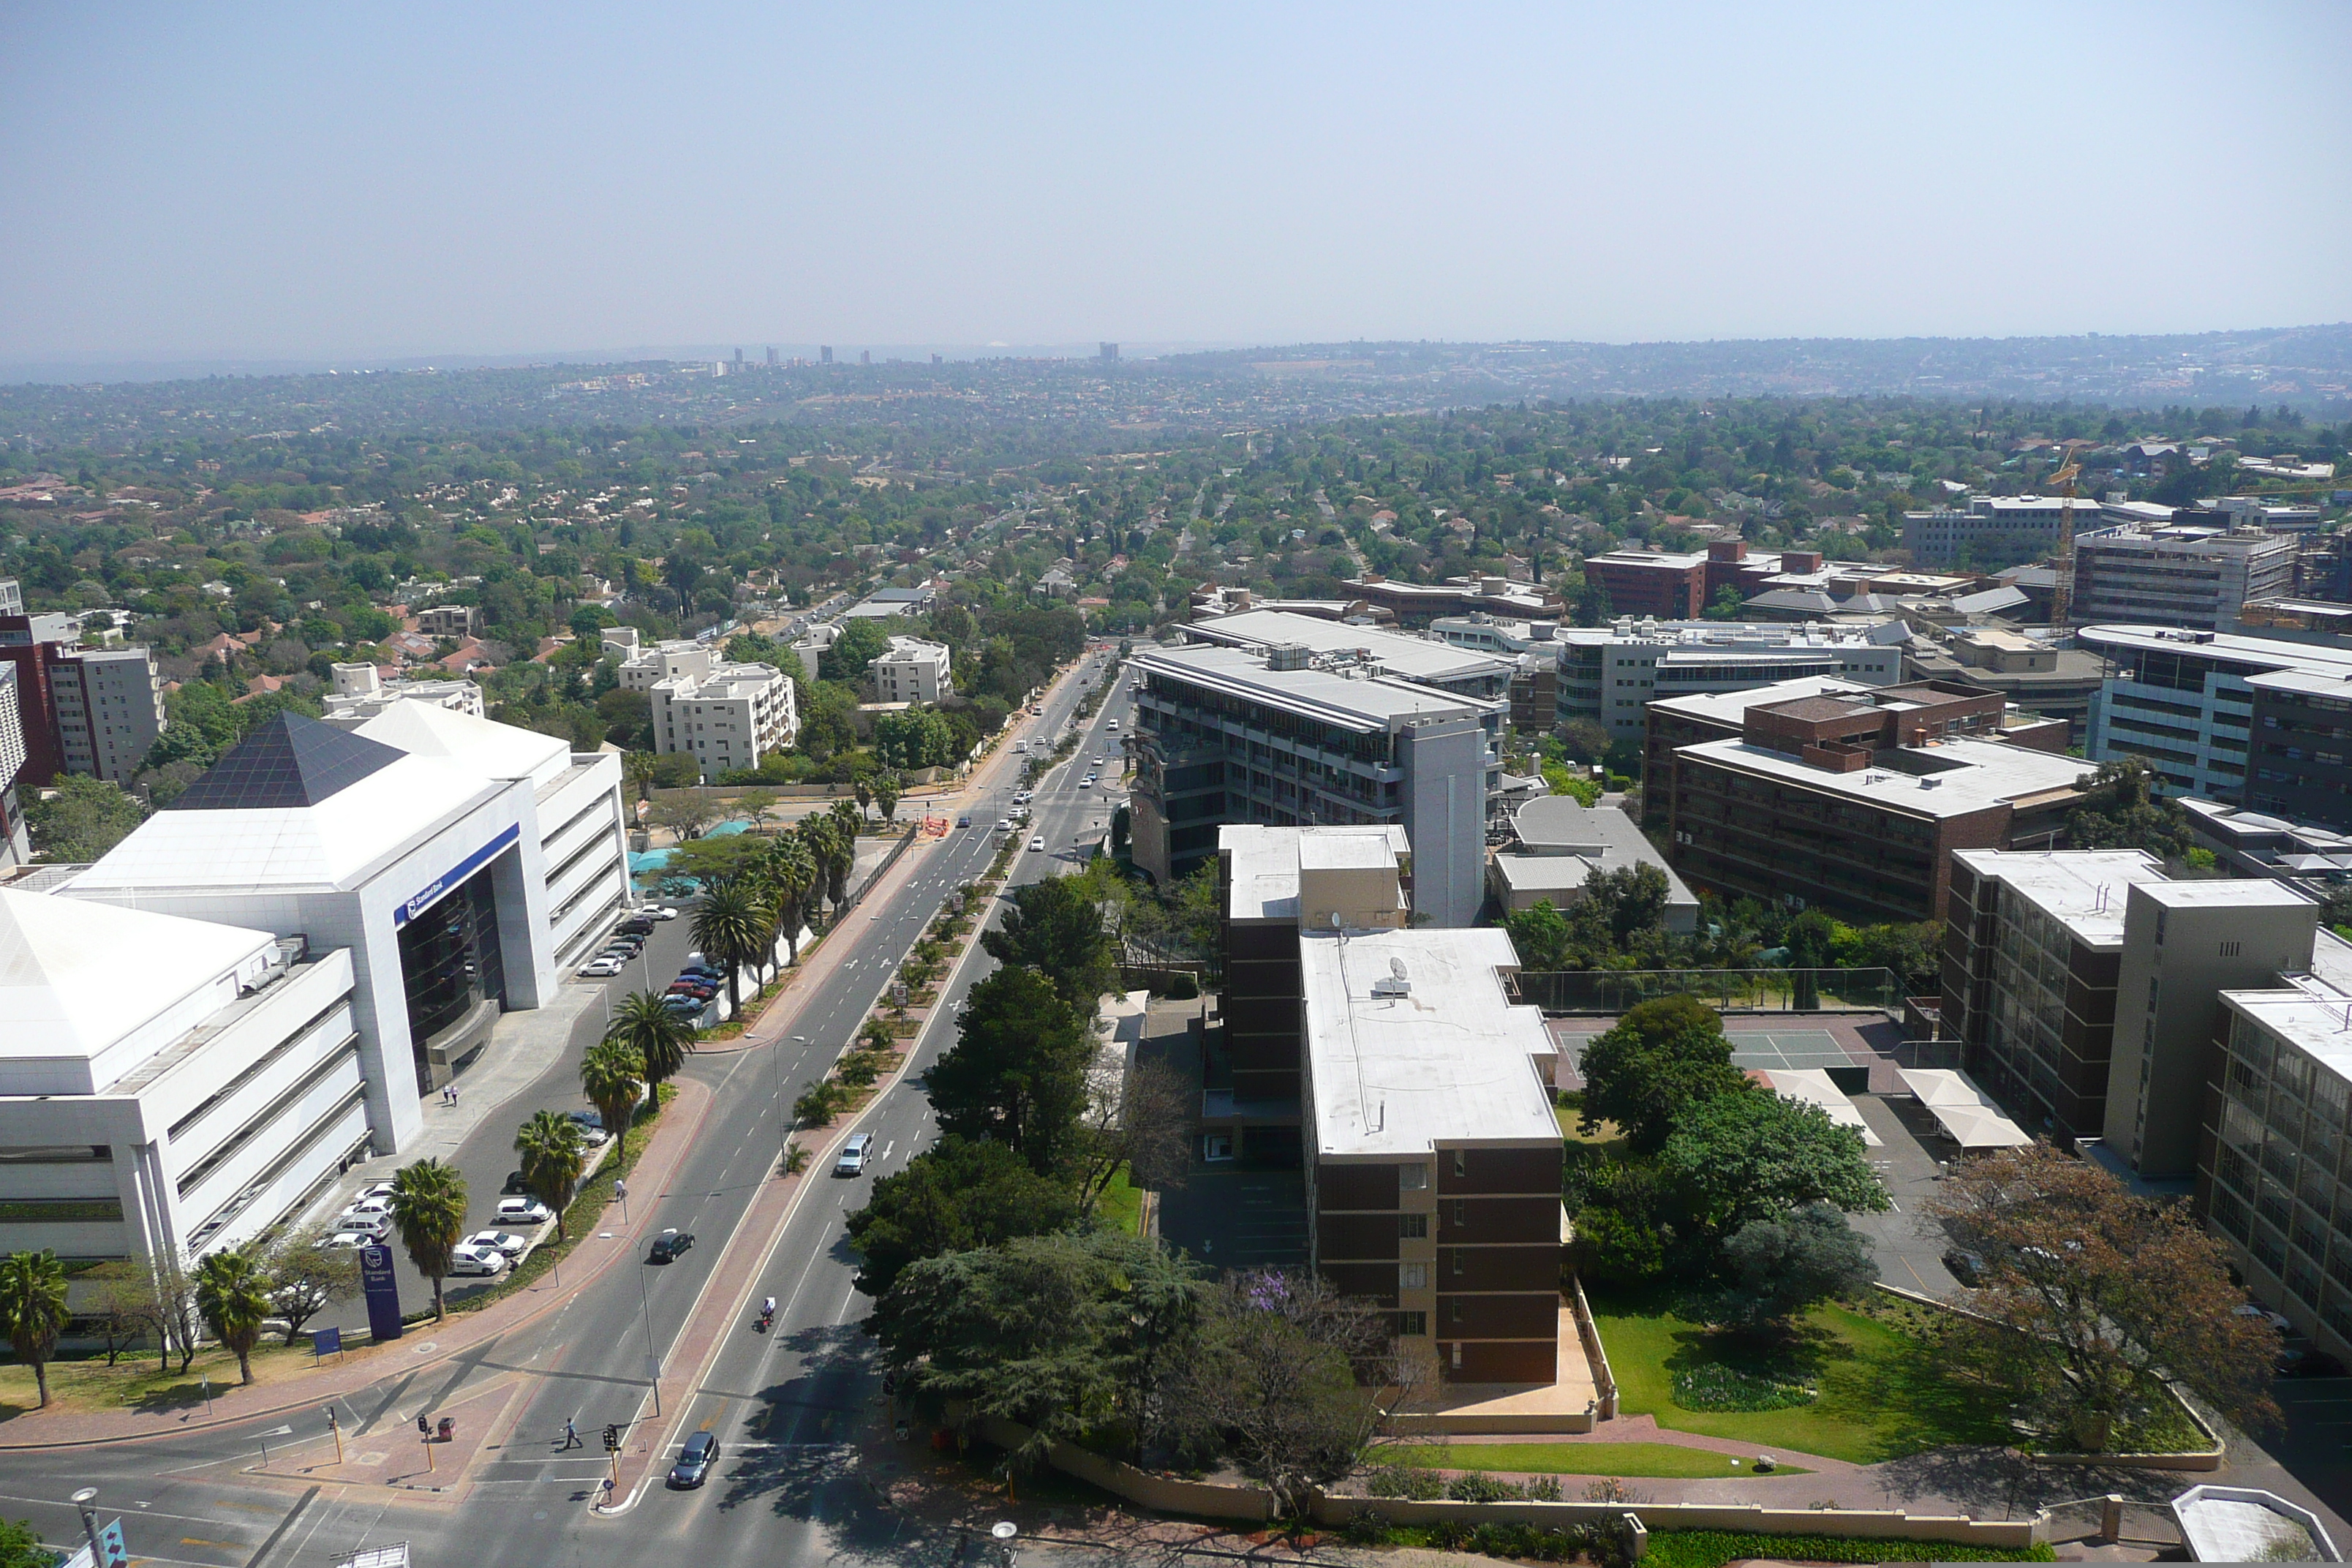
[762,1296,776,1316]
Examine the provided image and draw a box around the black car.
[649,1228,694,1263]
[668,1431,717,1488]
[618,919,656,935]
[502,1169,532,1196]
[1941,1247,1986,1286]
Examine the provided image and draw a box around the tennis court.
[1722,1029,1860,1074]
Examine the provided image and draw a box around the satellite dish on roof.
[1330,910,1342,928]
[1390,957,1408,981]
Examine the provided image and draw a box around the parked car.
[681,962,723,980]
[496,1196,554,1226]
[578,957,625,978]
[448,1244,508,1278]
[647,905,680,921]
[834,1133,875,1177]
[344,1195,393,1217]
[464,1229,530,1259]
[668,1431,718,1488]
[649,1228,694,1263]
[315,1230,374,1251]
[502,1169,533,1195]
[1940,1248,1986,1286]
[565,1110,612,1146]
[1029,836,1045,852]
[661,997,705,1017]
[617,916,656,935]
[334,1211,391,1238]
[358,1180,398,1202]
[2279,1346,2346,1378]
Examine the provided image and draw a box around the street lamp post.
[783,1033,809,1169]
[70,1488,101,1567]
[636,1260,663,1419]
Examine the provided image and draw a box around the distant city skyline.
[4,2,2348,362]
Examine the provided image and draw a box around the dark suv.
[649,1228,694,1263]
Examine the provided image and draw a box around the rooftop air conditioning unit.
[1370,958,1413,998]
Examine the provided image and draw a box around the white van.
[834,1134,875,1177]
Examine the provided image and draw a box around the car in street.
[1096,756,1109,766]
[578,957,625,978]
[464,1229,530,1259]
[1081,773,1097,787]
[1106,719,1117,731]
[315,1230,374,1251]
[956,814,970,828]
[649,1227,694,1263]
[668,1431,719,1488]
[449,1243,509,1277]
[565,1110,612,1146]
[1014,791,1033,804]
[496,1196,554,1226]
[1940,1248,1986,1286]
[647,905,680,921]
[834,1133,875,1177]
[1029,835,1045,852]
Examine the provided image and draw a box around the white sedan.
[578,957,625,978]
[1029,836,1045,853]
[449,1244,509,1278]
[647,905,681,921]
[314,1231,374,1251]
[496,1196,554,1226]
[464,1229,531,1259]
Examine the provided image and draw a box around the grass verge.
[1643,1531,2054,1568]
[1385,1442,1807,1479]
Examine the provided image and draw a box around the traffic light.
[603,1424,620,1452]
[416,1414,431,1435]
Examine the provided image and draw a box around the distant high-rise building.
[931,353,942,366]
[732,347,744,369]
[1100,342,1119,361]
[821,345,833,365]
[765,346,778,366]
[860,350,871,366]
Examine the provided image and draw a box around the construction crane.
[2046,448,2083,627]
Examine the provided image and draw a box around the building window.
[1450,1342,1463,1370]
[1398,1212,1428,1239]
[2220,941,2242,958]
[1398,1263,1427,1292]
[1397,1311,1426,1337]
[1452,1150,1469,1178]
[1398,1163,1428,1191]
[1452,1199,1467,1228]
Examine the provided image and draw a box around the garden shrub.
[1672,1363,1817,1411]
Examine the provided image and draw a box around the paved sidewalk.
[0,1074,718,1450]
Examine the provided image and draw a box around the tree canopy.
[1575,995,1746,1151]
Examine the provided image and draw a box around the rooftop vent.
[1265,643,1311,671]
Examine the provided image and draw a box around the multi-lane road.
[0,655,1134,1568]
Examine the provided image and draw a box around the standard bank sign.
[393,823,521,927]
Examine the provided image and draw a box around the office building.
[0,892,364,1262]
[1899,495,2084,565]
[2078,625,2352,810]
[2204,945,2352,1361]
[842,585,938,620]
[821,346,833,364]
[0,581,20,617]
[2181,799,2352,897]
[2242,664,2352,829]
[0,664,27,868]
[48,644,166,784]
[872,637,952,706]
[617,638,715,693]
[1300,921,1566,1384]
[1551,617,1906,739]
[1488,796,1698,927]
[1901,625,2106,742]
[59,706,630,1156]
[1099,342,1119,361]
[1341,574,1563,628]
[1181,609,1514,701]
[1939,850,2317,1159]
[321,664,486,724]
[1654,681,2087,924]
[1128,641,1501,926]
[650,661,799,780]
[2071,524,2297,631]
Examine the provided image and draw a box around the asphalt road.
[0,654,1130,1568]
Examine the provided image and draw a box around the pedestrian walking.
[565,1418,579,1449]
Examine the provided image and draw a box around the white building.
[873,636,953,705]
[651,662,799,780]
[618,638,715,693]
[50,644,167,783]
[1900,494,2086,565]
[322,663,486,723]
[1554,617,1907,738]
[2072,524,2298,631]
[0,890,363,1262]
[59,706,630,1158]
[414,604,480,638]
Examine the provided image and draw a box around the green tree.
[819,615,892,682]
[0,1250,70,1407]
[1657,1089,1888,1237]
[1711,1202,1877,1333]
[1503,899,1571,970]
[515,1110,587,1241]
[692,878,773,1011]
[873,771,902,825]
[0,1518,56,1568]
[845,1137,1082,1299]
[623,750,660,802]
[604,992,694,1092]
[2065,757,2194,860]
[1576,995,1746,1151]
[981,875,1116,1009]
[261,1228,358,1345]
[926,968,1092,1175]
[388,1158,469,1322]
[24,775,148,862]
[193,1246,275,1385]
[580,1039,647,1163]
[758,835,818,964]
[660,832,761,886]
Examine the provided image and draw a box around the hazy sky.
[5,1,2348,363]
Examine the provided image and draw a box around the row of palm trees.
[687,800,864,1011]
[0,1244,281,1403]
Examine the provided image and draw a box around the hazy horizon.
[6,2,2348,363]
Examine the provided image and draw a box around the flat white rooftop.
[1299,927,1558,1159]
[1222,823,1409,922]
[1678,736,2096,820]
[1645,676,1874,728]
[1185,609,1509,685]
[1134,645,1495,730]
[0,888,274,1062]
[1951,848,2168,946]
[2079,625,2352,679]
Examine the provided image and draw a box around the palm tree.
[829,796,864,843]
[623,750,659,804]
[581,1039,647,1163]
[806,814,855,913]
[853,777,873,818]
[874,771,902,826]
[514,1111,587,1241]
[761,836,818,965]
[693,878,772,1012]
[192,1247,274,1386]
[604,992,695,1096]
[0,1250,70,1407]
[389,1158,469,1322]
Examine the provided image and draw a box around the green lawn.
[1387,1442,1808,1479]
[1588,1286,2011,1465]
[1096,1165,1143,1236]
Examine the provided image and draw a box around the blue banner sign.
[360,1243,404,1343]
[393,823,520,927]
[310,1324,342,1358]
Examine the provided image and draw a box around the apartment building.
[2078,625,2352,810]
[48,644,166,784]
[617,638,715,693]
[1128,643,1501,927]
[414,604,481,638]
[2071,524,2297,631]
[1181,609,1515,702]
[1939,850,2318,1161]
[1655,681,2086,924]
[650,661,799,781]
[1554,617,1906,739]
[1300,921,1565,1384]
[321,663,486,724]
[0,664,27,867]
[2242,665,2352,830]
[872,636,952,705]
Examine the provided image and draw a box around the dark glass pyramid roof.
[166,711,406,811]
